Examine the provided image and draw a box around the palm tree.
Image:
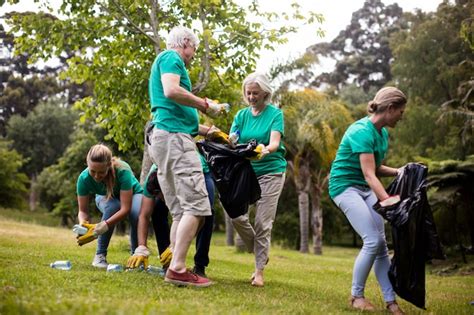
[282,89,352,254]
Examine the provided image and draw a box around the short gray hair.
[242,72,273,105]
[166,26,199,50]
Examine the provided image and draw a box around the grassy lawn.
[0,212,473,314]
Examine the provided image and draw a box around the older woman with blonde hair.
[329,87,407,314]
[230,72,287,287]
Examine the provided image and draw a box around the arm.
[376,165,399,177]
[360,153,390,201]
[77,195,90,224]
[162,73,207,112]
[104,189,133,226]
[265,130,282,153]
[137,196,155,247]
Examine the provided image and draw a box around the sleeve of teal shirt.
[348,128,375,154]
[230,112,241,134]
[160,52,183,75]
[271,110,284,137]
[117,168,133,191]
[76,170,89,196]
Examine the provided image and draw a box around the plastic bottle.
[72,224,88,236]
[50,260,72,270]
[147,265,166,277]
[106,264,123,272]
[222,103,231,113]
[229,130,240,146]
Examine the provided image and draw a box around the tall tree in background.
[5,0,322,153]
[282,89,351,254]
[0,139,29,209]
[390,0,473,107]
[275,0,405,94]
[6,101,77,210]
[0,21,91,135]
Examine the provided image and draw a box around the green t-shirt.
[76,160,143,198]
[328,116,389,198]
[143,158,209,198]
[148,50,199,136]
[230,104,287,177]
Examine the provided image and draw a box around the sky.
[0,0,443,74]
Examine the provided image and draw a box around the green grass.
[0,214,473,314]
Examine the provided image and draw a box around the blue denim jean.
[94,193,142,256]
[332,186,395,302]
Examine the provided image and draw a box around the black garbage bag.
[197,140,261,218]
[374,163,444,309]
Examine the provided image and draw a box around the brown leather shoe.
[387,301,405,315]
[349,296,376,311]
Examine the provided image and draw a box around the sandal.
[386,301,405,315]
[349,296,376,311]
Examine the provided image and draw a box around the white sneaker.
[92,254,108,268]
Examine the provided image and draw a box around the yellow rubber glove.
[126,245,150,269]
[77,222,98,246]
[250,144,270,160]
[206,130,230,144]
[159,247,173,269]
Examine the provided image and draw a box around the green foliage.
[426,156,474,247]
[1,216,473,314]
[388,102,446,166]
[0,139,28,208]
[277,0,406,92]
[36,127,99,221]
[0,75,61,136]
[390,0,474,106]
[5,0,322,151]
[6,100,78,176]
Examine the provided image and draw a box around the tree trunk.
[311,188,323,255]
[29,173,37,211]
[291,158,311,253]
[298,191,310,253]
[224,213,235,246]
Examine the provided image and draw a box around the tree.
[275,0,406,93]
[36,128,99,225]
[426,156,474,258]
[6,100,77,210]
[0,21,91,135]
[5,0,323,153]
[0,139,29,209]
[390,0,473,106]
[282,89,352,254]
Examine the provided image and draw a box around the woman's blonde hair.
[367,86,407,114]
[86,144,120,200]
[242,72,273,105]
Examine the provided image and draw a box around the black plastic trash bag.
[197,140,261,218]
[374,163,444,309]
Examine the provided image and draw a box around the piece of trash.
[72,224,88,236]
[147,265,165,277]
[106,264,123,272]
[50,260,72,270]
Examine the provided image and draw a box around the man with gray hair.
[146,26,226,287]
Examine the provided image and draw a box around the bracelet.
[203,97,209,112]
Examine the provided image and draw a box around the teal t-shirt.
[77,160,143,198]
[143,158,209,198]
[230,104,287,177]
[328,116,389,198]
[148,50,199,136]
